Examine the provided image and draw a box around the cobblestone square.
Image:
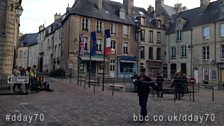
[0,78,224,126]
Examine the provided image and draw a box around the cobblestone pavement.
[0,78,224,126]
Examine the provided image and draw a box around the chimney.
[200,0,210,11]
[155,0,164,7]
[54,13,62,21]
[66,4,71,12]
[123,0,134,15]
[148,5,154,15]
[174,3,183,13]
[97,0,103,9]
[39,24,45,32]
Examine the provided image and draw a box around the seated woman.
[39,76,54,92]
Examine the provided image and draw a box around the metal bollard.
[212,85,214,101]
[112,80,114,96]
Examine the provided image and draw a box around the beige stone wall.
[0,0,18,83]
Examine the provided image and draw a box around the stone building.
[0,0,23,84]
[166,0,224,86]
[61,0,147,78]
[17,33,38,68]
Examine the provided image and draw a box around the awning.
[80,54,108,62]
[119,56,137,63]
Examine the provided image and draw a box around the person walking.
[156,73,164,98]
[133,68,158,122]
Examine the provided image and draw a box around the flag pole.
[89,39,92,88]
[102,31,106,91]
[77,34,81,86]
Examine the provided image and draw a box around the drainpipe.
[190,28,193,77]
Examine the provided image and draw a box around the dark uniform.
[172,76,182,100]
[133,75,158,118]
[156,75,164,98]
[180,75,188,96]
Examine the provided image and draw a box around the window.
[171,64,177,78]
[135,32,139,41]
[84,37,88,50]
[140,46,145,59]
[157,20,161,28]
[181,63,187,75]
[157,32,161,43]
[110,23,116,35]
[221,45,224,59]
[123,42,128,54]
[181,45,187,57]
[96,39,102,52]
[140,30,145,41]
[111,40,116,53]
[96,20,102,33]
[171,47,176,58]
[82,18,88,31]
[203,46,209,60]
[140,63,144,69]
[120,63,133,72]
[157,48,161,60]
[148,47,153,60]
[220,23,224,37]
[149,31,153,43]
[202,26,209,40]
[176,30,182,42]
[110,60,115,71]
[123,25,129,37]
[19,50,22,58]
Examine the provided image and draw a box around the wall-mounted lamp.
[10,0,23,17]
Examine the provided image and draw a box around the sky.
[20,0,216,34]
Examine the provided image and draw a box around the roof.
[19,33,38,47]
[167,0,222,34]
[162,5,176,17]
[66,0,155,27]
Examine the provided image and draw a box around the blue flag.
[91,32,97,56]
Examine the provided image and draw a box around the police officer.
[133,68,158,122]
[172,71,182,100]
[180,73,188,97]
[156,73,164,98]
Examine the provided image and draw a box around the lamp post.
[134,16,141,74]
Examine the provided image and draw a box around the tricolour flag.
[90,32,97,56]
[79,33,84,56]
[105,29,111,56]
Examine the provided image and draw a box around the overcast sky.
[20,0,216,34]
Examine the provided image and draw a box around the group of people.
[171,71,188,100]
[12,65,53,93]
[131,68,189,123]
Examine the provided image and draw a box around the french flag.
[105,29,111,56]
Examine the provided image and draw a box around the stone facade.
[0,0,21,83]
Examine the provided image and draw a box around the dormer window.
[157,20,161,28]
[176,30,182,42]
[119,9,126,19]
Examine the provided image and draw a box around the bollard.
[193,83,195,102]
[112,80,114,96]
[212,85,214,101]
[93,79,96,94]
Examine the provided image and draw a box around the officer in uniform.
[132,68,158,122]
[156,73,164,98]
[172,71,182,100]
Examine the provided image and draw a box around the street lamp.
[10,0,23,17]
